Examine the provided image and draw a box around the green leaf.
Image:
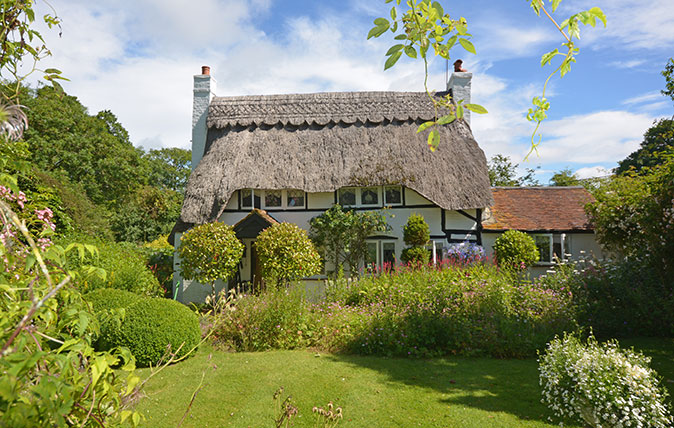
[551,0,562,12]
[368,26,387,39]
[464,103,488,114]
[417,120,435,133]
[394,34,408,40]
[386,44,404,55]
[458,38,476,54]
[404,45,417,58]
[456,103,464,119]
[374,17,389,27]
[432,1,444,17]
[384,50,403,70]
[427,130,440,151]
[589,7,607,27]
[390,6,397,20]
[540,48,559,66]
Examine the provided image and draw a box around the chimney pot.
[201,65,210,75]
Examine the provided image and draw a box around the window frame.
[241,189,306,210]
[359,186,381,207]
[532,233,554,265]
[383,185,403,206]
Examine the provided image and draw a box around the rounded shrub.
[255,222,322,285]
[178,222,244,296]
[400,246,430,265]
[492,230,539,270]
[403,214,430,246]
[84,288,141,313]
[104,298,201,367]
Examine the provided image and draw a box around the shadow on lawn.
[326,353,552,424]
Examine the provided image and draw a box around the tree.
[111,185,182,243]
[178,222,244,299]
[615,119,674,175]
[254,222,322,286]
[549,167,581,186]
[309,205,389,276]
[662,57,674,103]
[587,153,674,281]
[144,147,192,193]
[488,154,540,187]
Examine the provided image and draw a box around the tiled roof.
[482,187,595,231]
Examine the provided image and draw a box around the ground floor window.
[364,240,397,270]
[531,233,568,264]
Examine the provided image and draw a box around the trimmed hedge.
[104,298,201,367]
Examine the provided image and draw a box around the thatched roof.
[179,91,493,225]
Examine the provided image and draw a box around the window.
[360,187,380,206]
[382,242,396,265]
[384,186,402,206]
[241,189,260,209]
[264,190,282,208]
[287,190,305,208]
[533,234,553,263]
[338,188,357,206]
[365,242,378,268]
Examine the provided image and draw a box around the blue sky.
[34,0,673,183]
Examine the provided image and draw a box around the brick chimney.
[191,66,217,169]
[447,71,472,125]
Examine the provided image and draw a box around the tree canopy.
[615,119,674,176]
[488,154,540,187]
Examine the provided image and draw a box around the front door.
[251,242,263,292]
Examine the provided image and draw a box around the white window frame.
[532,233,554,265]
[364,239,397,268]
[241,189,306,210]
[383,185,403,206]
[241,189,256,209]
[338,187,358,207]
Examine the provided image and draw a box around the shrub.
[567,259,674,337]
[403,214,430,246]
[493,230,539,270]
[400,246,430,265]
[178,222,244,298]
[103,298,201,367]
[212,287,311,351]
[539,333,673,428]
[254,222,322,285]
[444,242,486,266]
[84,288,142,313]
[61,236,163,296]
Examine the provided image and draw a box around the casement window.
[337,186,402,208]
[241,189,261,209]
[241,189,306,210]
[384,186,403,206]
[364,240,397,268]
[532,234,553,264]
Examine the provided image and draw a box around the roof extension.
[482,187,595,232]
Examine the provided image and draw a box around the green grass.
[135,338,674,428]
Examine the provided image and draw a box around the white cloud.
[534,111,654,163]
[610,59,646,69]
[575,165,611,179]
[622,91,663,105]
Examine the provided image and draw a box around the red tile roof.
[482,187,595,232]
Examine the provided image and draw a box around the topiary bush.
[102,298,201,367]
[400,246,430,265]
[493,230,539,271]
[401,214,430,265]
[403,213,430,247]
[255,222,322,286]
[178,222,244,299]
[539,333,673,428]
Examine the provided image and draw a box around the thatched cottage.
[171,67,601,302]
[171,67,492,302]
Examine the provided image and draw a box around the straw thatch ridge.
[179,91,493,225]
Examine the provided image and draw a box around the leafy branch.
[368,0,487,151]
[526,0,606,159]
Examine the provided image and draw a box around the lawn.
[134,338,674,427]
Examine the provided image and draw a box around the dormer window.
[265,190,282,208]
[241,189,260,209]
[287,190,305,208]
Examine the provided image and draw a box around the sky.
[31,0,674,183]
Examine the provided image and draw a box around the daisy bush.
[539,333,673,428]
